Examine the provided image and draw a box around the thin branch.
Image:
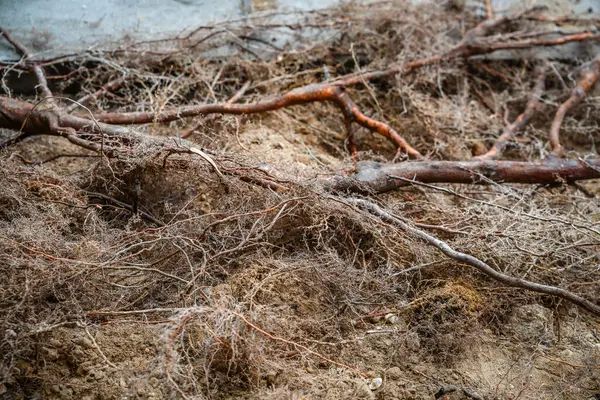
[92,85,421,157]
[65,76,126,114]
[550,54,600,157]
[14,153,96,165]
[462,7,542,41]
[331,32,600,87]
[343,198,600,317]
[83,325,117,368]
[477,67,546,160]
[382,176,600,237]
[0,26,53,99]
[200,197,308,239]
[526,15,600,25]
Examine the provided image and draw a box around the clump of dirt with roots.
[1,1,600,399]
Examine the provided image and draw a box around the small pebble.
[367,377,383,390]
[384,313,399,324]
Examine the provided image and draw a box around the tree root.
[93,84,421,158]
[332,28,599,87]
[331,158,600,193]
[2,16,599,160]
[0,96,145,154]
[3,95,600,192]
[550,54,600,157]
[484,0,494,20]
[64,76,126,114]
[231,310,367,378]
[84,191,165,226]
[476,67,546,160]
[343,197,600,317]
[2,10,600,399]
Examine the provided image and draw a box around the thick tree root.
[331,159,600,193]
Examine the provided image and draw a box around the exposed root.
[332,159,600,193]
[1,5,600,398]
[343,198,600,316]
[550,54,600,157]
[65,76,126,114]
[85,191,165,226]
[0,27,53,99]
[476,67,546,160]
[231,311,367,378]
[93,84,421,158]
[332,30,599,87]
